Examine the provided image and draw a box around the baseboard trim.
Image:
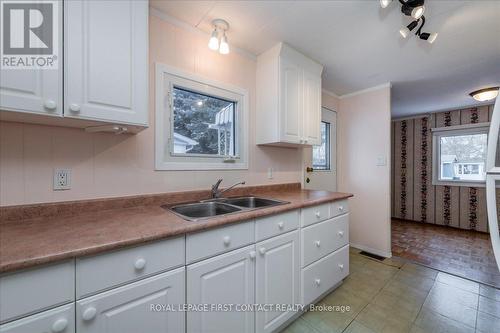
[350,243,392,258]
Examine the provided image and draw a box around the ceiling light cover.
[219,34,230,55]
[208,29,219,51]
[411,5,425,19]
[470,87,499,102]
[380,0,392,9]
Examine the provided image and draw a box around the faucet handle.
[212,178,223,190]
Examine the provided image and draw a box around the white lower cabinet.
[187,245,256,333]
[0,304,74,333]
[76,267,185,333]
[256,231,300,333]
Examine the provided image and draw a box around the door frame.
[302,106,338,189]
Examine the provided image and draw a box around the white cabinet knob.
[44,100,57,110]
[338,206,344,212]
[134,258,146,271]
[51,318,68,332]
[315,212,321,218]
[339,263,344,271]
[277,222,284,229]
[338,231,344,237]
[249,251,256,260]
[223,236,231,246]
[259,247,266,255]
[315,240,321,247]
[314,278,321,286]
[69,103,81,112]
[82,307,97,321]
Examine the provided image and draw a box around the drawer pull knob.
[338,231,344,237]
[339,264,344,270]
[278,222,284,229]
[44,100,57,110]
[314,278,321,286]
[259,247,266,255]
[315,240,321,247]
[82,307,97,321]
[249,251,256,259]
[315,212,321,218]
[51,318,68,332]
[223,236,231,246]
[69,103,81,112]
[338,206,344,212]
[134,258,146,271]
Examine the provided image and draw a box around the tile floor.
[281,248,500,333]
[391,219,500,288]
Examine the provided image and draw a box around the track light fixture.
[380,0,438,43]
[208,19,230,54]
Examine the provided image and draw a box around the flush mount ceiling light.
[380,0,438,44]
[208,19,230,55]
[469,87,499,102]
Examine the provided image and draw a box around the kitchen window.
[432,123,489,186]
[155,64,248,170]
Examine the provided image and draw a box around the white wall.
[0,14,303,206]
[337,85,392,257]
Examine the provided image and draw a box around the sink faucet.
[211,179,246,199]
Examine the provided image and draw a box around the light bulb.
[427,32,438,44]
[470,87,499,102]
[380,0,392,8]
[399,27,410,38]
[208,29,219,51]
[411,5,425,19]
[219,33,229,55]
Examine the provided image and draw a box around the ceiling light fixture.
[208,19,230,55]
[399,20,419,39]
[381,0,438,43]
[469,87,499,102]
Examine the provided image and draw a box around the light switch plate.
[54,168,71,190]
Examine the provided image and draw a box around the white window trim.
[155,63,249,171]
[431,123,489,187]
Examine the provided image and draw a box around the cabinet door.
[0,304,74,333]
[256,231,300,333]
[187,245,255,333]
[0,1,62,117]
[302,69,322,145]
[64,0,148,125]
[76,268,185,333]
[279,57,302,144]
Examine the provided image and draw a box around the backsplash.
[391,104,494,232]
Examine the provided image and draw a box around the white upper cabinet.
[257,43,323,146]
[65,0,148,126]
[0,1,63,117]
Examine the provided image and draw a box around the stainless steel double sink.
[163,196,289,221]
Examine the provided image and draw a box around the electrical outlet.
[54,168,71,190]
[267,167,273,179]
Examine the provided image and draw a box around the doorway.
[303,107,337,192]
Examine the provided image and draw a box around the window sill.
[432,180,486,188]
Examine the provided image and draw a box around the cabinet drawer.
[301,203,330,227]
[186,221,254,264]
[0,303,75,333]
[0,261,75,323]
[255,210,299,242]
[76,237,185,298]
[301,245,349,305]
[331,199,349,218]
[302,214,349,267]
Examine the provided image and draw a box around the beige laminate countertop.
[0,187,352,273]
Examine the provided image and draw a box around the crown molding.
[150,7,257,62]
[339,82,392,99]
[321,88,340,99]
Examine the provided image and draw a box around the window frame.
[155,63,249,171]
[431,123,489,187]
[312,121,331,171]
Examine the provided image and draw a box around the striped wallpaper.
[391,105,494,233]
